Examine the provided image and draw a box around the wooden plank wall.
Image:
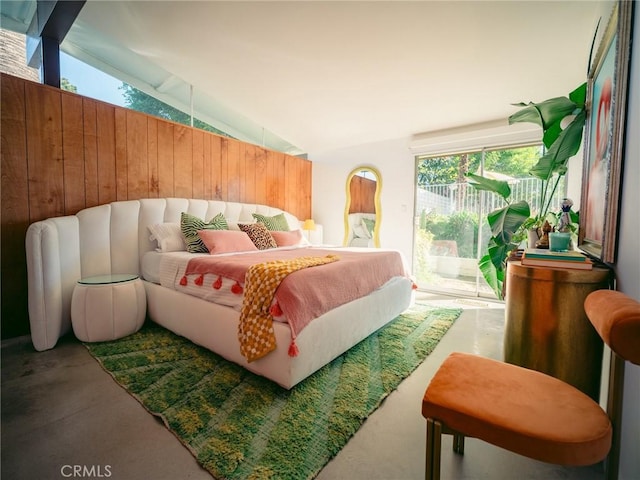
[349,176,376,213]
[1,73,312,338]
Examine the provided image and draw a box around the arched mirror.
[343,166,382,248]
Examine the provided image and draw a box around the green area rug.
[85,303,461,480]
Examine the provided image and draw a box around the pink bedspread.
[180,247,408,338]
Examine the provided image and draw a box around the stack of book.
[521,248,593,270]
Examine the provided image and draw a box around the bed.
[25,198,414,388]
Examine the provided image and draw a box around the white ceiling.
[5,1,608,156]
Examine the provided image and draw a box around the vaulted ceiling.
[2,1,607,156]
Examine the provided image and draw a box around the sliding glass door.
[412,145,563,299]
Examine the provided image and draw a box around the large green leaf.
[486,200,530,244]
[488,241,513,269]
[466,172,511,200]
[530,110,586,180]
[569,82,587,107]
[478,253,501,299]
[509,96,578,139]
[479,247,509,300]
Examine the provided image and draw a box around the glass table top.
[77,274,139,285]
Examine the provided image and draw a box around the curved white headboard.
[25,198,300,351]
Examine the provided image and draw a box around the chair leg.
[453,432,465,454]
[425,418,442,480]
[605,352,625,480]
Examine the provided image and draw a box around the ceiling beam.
[27,0,86,87]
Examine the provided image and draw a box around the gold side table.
[504,260,612,401]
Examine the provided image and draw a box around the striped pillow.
[180,212,228,253]
[252,212,290,231]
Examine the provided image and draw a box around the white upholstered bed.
[26,198,414,389]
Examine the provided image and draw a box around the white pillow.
[148,223,186,252]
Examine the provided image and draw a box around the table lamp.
[302,219,316,241]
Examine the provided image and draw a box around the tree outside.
[416,146,542,189]
[61,77,77,93]
[414,145,559,297]
[120,83,232,138]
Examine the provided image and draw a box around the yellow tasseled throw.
[238,254,339,362]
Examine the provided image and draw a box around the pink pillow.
[270,229,305,247]
[197,230,258,254]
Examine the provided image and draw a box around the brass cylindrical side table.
[504,261,612,401]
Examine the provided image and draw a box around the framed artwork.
[579,1,633,263]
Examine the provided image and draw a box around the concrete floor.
[2,294,605,480]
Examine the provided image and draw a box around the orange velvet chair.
[421,290,640,480]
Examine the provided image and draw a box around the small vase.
[527,228,540,249]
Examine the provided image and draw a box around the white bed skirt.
[145,276,414,389]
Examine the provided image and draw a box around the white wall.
[311,137,416,263]
[615,3,640,477]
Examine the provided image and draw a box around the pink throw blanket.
[180,247,408,339]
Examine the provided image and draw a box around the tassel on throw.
[179,276,187,286]
[195,274,204,286]
[213,276,222,290]
[231,282,243,294]
[269,302,283,317]
[288,339,299,357]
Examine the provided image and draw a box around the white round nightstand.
[71,273,146,342]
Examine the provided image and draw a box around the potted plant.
[467,83,587,299]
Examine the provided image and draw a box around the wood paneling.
[83,98,99,206]
[349,176,376,214]
[226,138,240,202]
[62,93,85,213]
[126,110,149,199]
[203,133,213,199]
[96,102,117,205]
[114,108,128,201]
[26,81,65,221]
[147,117,159,197]
[157,121,174,198]
[192,129,204,199]
[1,75,30,341]
[0,73,312,338]
[174,125,193,198]
[211,135,223,199]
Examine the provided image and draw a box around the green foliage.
[417,146,541,188]
[486,200,531,245]
[416,156,463,186]
[120,83,232,137]
[482,147,541,178]
[413,228,436,282]
[465,173,512,201]
[420,211,479,259]
[61,77,77,93]
[468,84,587,299]
[419,209,428,229]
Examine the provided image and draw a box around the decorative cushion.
[181,212,228,253]
[197,230,258,254]
[238,222,277,250]
[270,229,306,247]
[252,212,290,231]
[353,224,370,239]
[148,223,186,252]
[362,217,375,236]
